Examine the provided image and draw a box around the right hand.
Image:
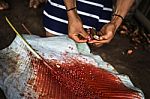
[67,11,89,43]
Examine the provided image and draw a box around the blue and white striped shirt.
[43,0,113,35]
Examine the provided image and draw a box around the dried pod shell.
[93,35,100,40]
[84,28,102,41]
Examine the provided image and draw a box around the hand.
[0,1,9,10]
[88,22,117,47]
[67,12,89,43]
[88,15,123,47]
[29,0,46,8]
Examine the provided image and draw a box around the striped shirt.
[43,0,113,35]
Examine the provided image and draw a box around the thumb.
[79,29,89,39]
[99,34,109,40]
[99,31,114,40]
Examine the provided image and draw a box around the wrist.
[67,9,79,21]
[66,7,77,12]
[110,15,123,29]
[112,14,124,21]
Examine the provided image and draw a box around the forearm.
[111,0,135,28]
[63,0,88,42]
[64,0,78,20]
[64,0,76,10]
[115,0,135,18]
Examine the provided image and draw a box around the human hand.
[88,15,123,47]
[0,1,9,10]
[67,11,89,43]
[29,0,46,8]
[68,16,90,43]
[88,22,117,47]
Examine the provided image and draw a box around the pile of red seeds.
[28,56,142,99]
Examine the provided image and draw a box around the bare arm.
[64,0,89,43]
[64,0,76,10]
[89,0,135,46]
[63,0,78,24]
[111,0,135,28]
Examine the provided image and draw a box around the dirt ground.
[0,0,150,99]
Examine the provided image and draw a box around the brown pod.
[90,28,100,40]
[84,28,102,41]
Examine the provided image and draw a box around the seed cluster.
[28,56,142,99]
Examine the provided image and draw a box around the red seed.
[28,55,141,99]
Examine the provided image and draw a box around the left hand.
[88,22,117,47]
[88,15,123,47]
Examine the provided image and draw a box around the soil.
[0,0,150,99]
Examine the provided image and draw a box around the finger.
[69,34,87,43]
[29,0,33,8]
[78,29,89,39]
[88,39,99,43]
[98,33,113,41]
[94,43,103,47]
[29,0,39,8]
[88,39,110,44]
[100,35,109,40]
[0,4,4,10]
[100,30,114,40]
[0,3,9,10]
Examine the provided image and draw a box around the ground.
[0,0,150,99]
